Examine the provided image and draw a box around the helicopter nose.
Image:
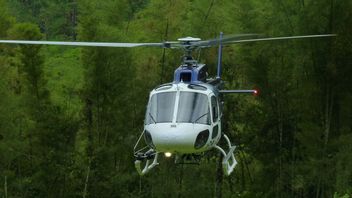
[145,123,210,153]
[154,131,195,153]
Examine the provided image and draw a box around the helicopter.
[0,32,335,176]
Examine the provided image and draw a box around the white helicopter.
[0,33,335,176]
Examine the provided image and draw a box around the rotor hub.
[177,37,201,42]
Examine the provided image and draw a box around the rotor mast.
[177,37,201,66]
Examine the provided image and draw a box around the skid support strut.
[134,130,159,175]
[214,134,237,176]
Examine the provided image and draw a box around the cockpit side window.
[211,96,219,123]
[177,92,210,125]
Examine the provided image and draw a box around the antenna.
[216,32,223,79]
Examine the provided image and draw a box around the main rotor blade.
[224,34,336,44]
[193,34,259,48]
[0,40,165,48]
[0,34,336,49]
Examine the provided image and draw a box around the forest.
[0,0,351,197]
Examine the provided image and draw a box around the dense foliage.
[0,0,351,197]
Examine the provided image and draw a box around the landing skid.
[134,149,159,175]
[214,134,237,176]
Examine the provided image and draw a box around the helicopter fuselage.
[144,82,222,155]
[135,60,252,175]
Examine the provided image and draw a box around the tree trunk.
[83,98,93,198]
[203,0,215,25]
[160,19,169,84]
[4,176,7,198]
[82,161,91,198]
[86,98,93,158]
[178,165,184,198]
[215,153,223,198]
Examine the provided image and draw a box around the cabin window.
[211,96,218,122]
[198,69,206,82]
[180,72,192,82]
[176,92,210,125]
[155,84,172,91]
[188,84,207,91]
[146,92,176,124]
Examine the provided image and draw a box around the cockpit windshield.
[146,92,176,124]
[146,91,210,125]
[177,92,210,125]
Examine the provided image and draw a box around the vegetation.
[0,0,351,197]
